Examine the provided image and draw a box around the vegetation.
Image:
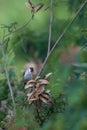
[0,0,87,130]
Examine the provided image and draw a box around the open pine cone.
[24,73,52,104]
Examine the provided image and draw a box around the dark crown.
[30,67,34,72]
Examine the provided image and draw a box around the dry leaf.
[46,90,50,93]
[27,93,33,98]
[35,76,40,80]
[39,95,48,104]
[35,3,44,12]
[44,72,52,79]
[38,79,49,85]
[25,1,35,11]
[37,86,45,94]
[25,72,52,104]
[42,92,50,99]
[26,80,36,85]
[25,1,44,13]
[25,84,34,89]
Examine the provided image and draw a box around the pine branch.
[38,0,87,76]
[47,0,53,55]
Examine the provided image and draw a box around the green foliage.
[38,61,87,130]
[0,112,6,122]
[12,106,40,130]
[0,0,87,130]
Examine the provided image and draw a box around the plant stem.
[4,18,32,38]
[1,31,16,111]
[38,0,87,75]
[47,0,53,55]
[0,16,33,111]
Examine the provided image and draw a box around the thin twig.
[0,16,33,111]
[1,31,16,111]
[47,0,53,55]
[38,0,87,75]
[4,17,32,38]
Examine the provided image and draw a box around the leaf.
[40,92,52,104]
[25,1,44,13]
[26,80,36,85]
[44,72,52,79]
[25,72,52,104]
[38,79,49,86]
[46,90,50,93]
[39,95,48,104]
[27,93,32,97]
[35,3,44,12]
[25,1,35,11]
[37,86,45,94]
[25,84,34,89]
[25,80,36,89]
[29,92,39,102]
[35,76,40,80]
[72,63,87,72]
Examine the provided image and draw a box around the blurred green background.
[0,0,87,130]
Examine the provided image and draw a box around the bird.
[23,67,34,80]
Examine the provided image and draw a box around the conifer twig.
[38,0,87,75]
[47,0,53,55]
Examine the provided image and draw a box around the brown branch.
[38,0,87,76]
[47,0,53,55]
